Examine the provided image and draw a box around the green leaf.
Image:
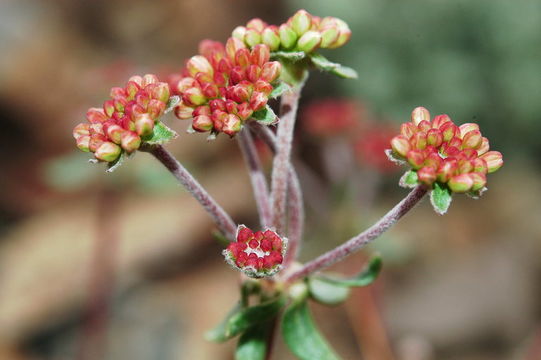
[271,51,306,62]
[282,299,341,360]
[430,182,453,215]
[142,121,178,145]
[270,82,291,99]
[384,149,406,165]
[308,277,350,305]
[308,53,358,79]
[317,255,382,287]
[399,170,419,188]
[235,321,273,360]
[251,105,278,125]
[106,151,128,173]
[205,297,285,343]
[165,95,180,114]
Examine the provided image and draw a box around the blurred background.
[0,0,540,359]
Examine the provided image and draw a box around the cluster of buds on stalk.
[73,74,170,162]
[232,9,351,53]
[172,40,281,137]
[223,226,287,278]
[390,107,503,194]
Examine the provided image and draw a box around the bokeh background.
[1,0,540,359]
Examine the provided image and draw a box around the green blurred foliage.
[290,0,541,158]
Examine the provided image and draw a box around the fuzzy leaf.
[282,299,341,360]
[165,95,180,114]
[308,277,350,305]
[385,149,406,165]
[317,255,382,288]
[430,182,453,215]
[251,105,278,125]
[235,321,273,360]
[467,187,487,199]
[309,53,358,79]
[106,151,128,173]
[142,121,178,145]
[271,51,306,62]
[399,170,419,188]
[205,297,285,343]
[270,82,291,99]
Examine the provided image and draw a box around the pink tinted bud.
[110,86,126,99]
[214,71,228,87]
[192,115,214,132]
[459,123,480,137]
[407,149,425,169]
[411,132,427,150]
[319,25,340,48]
[469,172,487,191]
[95,142,122,162]
[232,26,247,41]
[125,81,140,99]
[297,31,322,52]
[251,44,271,66]
[120,116,135,131]
[390,135,411,157]
[245,28,262,47]
[147,99,165,119]
[461,148,478,159]
[279,24,298,49]
[480,151,503,173]
[103,100,115,117]
[400,122,417,138]
[477,137,490,156]
[176,77,198,93]
[327,18,351,48]
[128,75,143,87]
[471,158,488,174]
[226,37,247,61]
[411,107,430,126]
[182,86,207,106]
[448,136,462,149]
[105,123,124,144]
[432,114,451,128]
[187,55,214,77]
[437,158,458,183]
[247,18,267,32]
[149,82,170,103]
[209,99,227,112]
[113,97,127,112]
[254,80,273,96]
[222,114,242,136]
[457,159,474,174]
[426,128,443,147]
[247,64,262,83]
[230,66,246,84]
[235,48,251,68]
[89,133,107,152]
[424,152,442,170]
[237,102,253,120]
[73,123,90,139]
[462,130,482,149]
[448,173,474,193]
[291,9,313,36]
[142,74,159,87]
[228,83,252,103]
[76,136,91,152]
[417,166,437,185]
[120,131,141,152]
[249,91,268,111]
[260,61,281,83]
[211,110,227,132]
[262,26,281,51]
[200,83,219,98]
[134,113,154,136]
[417,120,431,132]
[135,92,150,108]
[440,122,460,142]
[225,100,238,114]
[89,123,104,136]
[174,102,194,120]
[193,105,211,117]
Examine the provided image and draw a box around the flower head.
[171,40,281,137]
[73,74,171,162]
[389,107,503,194]
[223,225,287,278]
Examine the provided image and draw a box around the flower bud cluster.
[223,225,287,278]
[172,40,281,137]
[232,9,351,52]
[73,74,170,162]
[390,107,503,193]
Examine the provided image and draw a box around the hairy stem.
[285,185,428,282]
[270,90,301,235]
[238,129,273,228]
[249,122,304,265]
[144,144,237,240]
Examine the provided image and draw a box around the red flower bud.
[149,82,170,103]
[174,102,194,120]
[391,135,411,157]
[120,131,141,152]
[249,91,268,112]
[480,151,503,173]
[407,149,425,169]
[411,106,430,126]
[229,66,246,84]
[226,37,246,61]
[134,113,154,136]
[95,142,121,162]
[192,115,214,132]
[417,120,431,132]
[237,102,253,121]
[432,114,451,129]
[147,99,165,119]
[260,61,281,83]
[319,23,340,48]
[110,87,126,100]
[253,80,273,96]
[251,44,271,67]
[437,158,458,183]
[448,173,474,193]
[426,128,443,147]
[89,133,107,152]
[418,166,437,185]
[247,64,262,83]
[209,99,227,112]
[222,114,242,136]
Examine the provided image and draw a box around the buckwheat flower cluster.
[232,9,351,53]
[73,74,170,162]
[390,107,503,193]
[172,40,281,137]
[223,225,287,278]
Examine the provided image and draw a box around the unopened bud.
[147,99,166,119]
[237,102,253,120]
[297,31,321,52]
[411,132,427,150]
[407,149,425,169]
[426,128,443,147]
[247,18,267,32]
[105,123,124,144]
[245,29,262,48]
[448,173,474,193]
[103,100,115,117]
[249,91,268,112]
[226,37,247,61]
[149,82,170,103]
[253,80,273,96]
[411,107,430,126]
[229,66,246,84]
[291,10,312,36]
[262,27,281,51]
[327,18,351,48]
[235,48,251,68]
[135,113,155,136]
[142,74,159,87]
[390,135,411,157]
[73,123,90,139]
[251,44,271,67]
[400,122,417,138]
[279,24,298,49]
[125,81,140,99]
[432,114,451,128]
[232,26,247,41]
[222,114,242,137]
[128,75,144,87]
[174,102,194,120]
[95,142,121,162]
[477,137,489,156]
[247,65,262,83]
[260,61,281,83]
[462,130,482,149]
[417,120,432,132]
[120,131,141,152]
[437,158,457,183]
[469,172,487,191]
[319,26,340,48]
[479,151,503,173]
[417,166,436,185]
[187,55,214,77]
[192,115,214,132]
[440,122,460,142]
[76,135,91,152]
[182,86,207,106]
